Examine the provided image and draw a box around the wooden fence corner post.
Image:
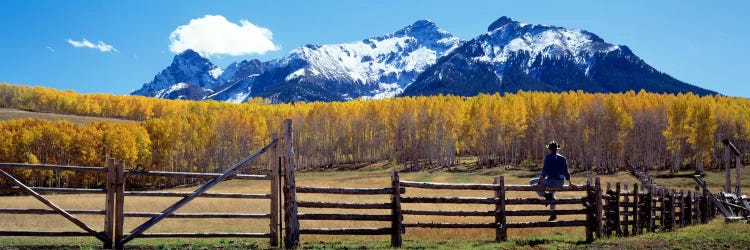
[659,189,666,231]
[114,160,125,249]
[724,147,731,193]
[679,190,686,227]
[495,176,507,242]
[669,189,679,230]
[685,189,694,225]
[605,182,612,237]
[695,185,704,224]
[623,184,629,236]
[269,133,280,248]
[104,158,115,249]
[585,177,593,243]
[283,119,300,249]
[391,170,402,248]
[614,182,621,237]
[736,155,742,195]
[595,177,603,238]
[632,183,639,236]
[646,185,654,233]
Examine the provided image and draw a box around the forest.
[0,83,748,188]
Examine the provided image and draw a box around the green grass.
[584,219,750,250]
[0,108,130,124]
[3,223,746,250]
[301,234,583,250]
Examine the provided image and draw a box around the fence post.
[114,160,125,249]
[585,177,593,243]
[737,155,742,195]
[605,182,611,237]
[660,189,666,231]
[679,190,685,227]
[104,158,115,249]
[725,147,731,193]
[595,177,603,238]
[614,182,621,237]
[646,185,654,233]
[709,188,716,219]
[632,183,639,236]
[670,189,677,230]
[685,190,693,225]
[269,133,280,248]
[391,170,402,248]
[695,185,704,223]
[623,184,629,236]
[283,120,300,249]
[495,176,507,242]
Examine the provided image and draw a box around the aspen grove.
[0,83,748,188]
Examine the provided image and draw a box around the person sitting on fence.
[530,140,576,221]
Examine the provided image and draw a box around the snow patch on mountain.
[133,20,463,102]
[226,89,252,103]
[275,19,463,99]
[209,67,223,79]
[154,82,188,98]
[477,18,620,68]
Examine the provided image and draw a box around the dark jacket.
[541,152,570,180]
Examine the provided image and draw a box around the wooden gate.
[0,163,114,248]
[114,120,294,248]
[0,119,295,249]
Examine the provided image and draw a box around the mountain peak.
[172,49,210,66]
[394,19,443,37]
[176,49,201,58]
[409,19,437,29]
[487,16,516,32]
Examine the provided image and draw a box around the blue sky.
[0,0,748,97]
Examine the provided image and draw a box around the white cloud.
[67,38,119,52]
[46,46,54,52]
[169,15,280,57]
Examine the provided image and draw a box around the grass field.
[0,168,641,249]
[0,108,129,124]
[648,167,750,194]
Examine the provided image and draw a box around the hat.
[546,140,561,150]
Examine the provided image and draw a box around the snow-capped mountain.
[403,16,716,96]
[131,49,221,100]
[132,17,716,103]
[132,20,463,103]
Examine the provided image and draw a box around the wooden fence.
[2,166,722,249]
[283,171,724,248]
[0,158,282,249]
[0,163,113,247]
[0,120,293,249]
[286,173,593,248]
[0,119,727,249]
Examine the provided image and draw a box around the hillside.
[0,108,130,124]
[1,84,749,189]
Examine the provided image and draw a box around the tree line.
[0,83,748,188]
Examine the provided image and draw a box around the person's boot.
[543,193,554,207]
[548,214,557,221]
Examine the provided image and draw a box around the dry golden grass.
[0,169,639,246]
[0,108,130,124]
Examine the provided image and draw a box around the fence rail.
[0,120,728,249]
[0,166,725,249]
[0,121,290,250]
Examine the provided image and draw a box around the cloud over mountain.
[168,15,280,57]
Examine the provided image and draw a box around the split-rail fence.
[0,120,728,249]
